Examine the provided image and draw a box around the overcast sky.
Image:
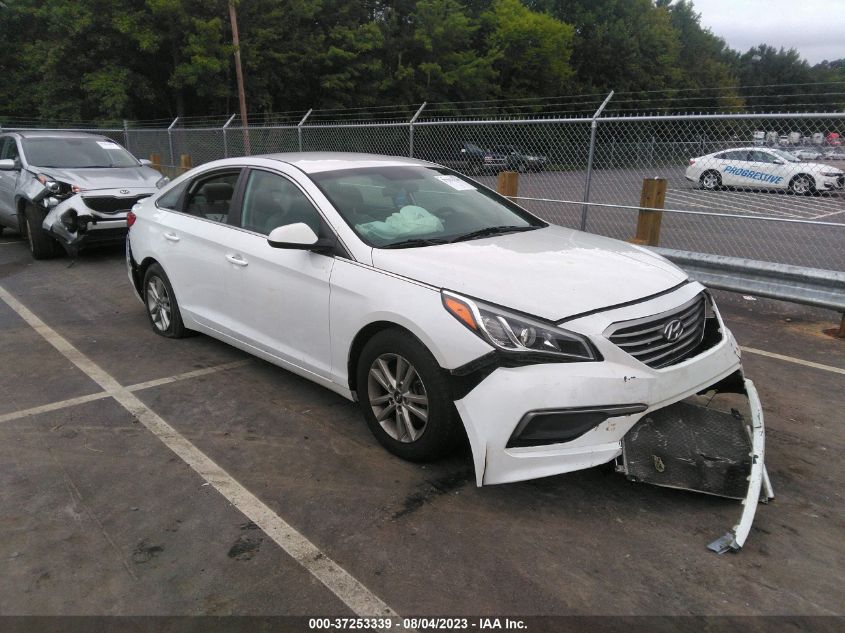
[691,0,845,64]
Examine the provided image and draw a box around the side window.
[156,180,188,210]
[1,138,19,162]
[725,150,748,161]
[752,151,775,163]
[184,171,240,223]
[240,170,322,235]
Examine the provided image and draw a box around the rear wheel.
[700,170,721,191]
[789,174,814,195]
[143,263,188,338]
[24,203,61,259]
[357,329,462,462]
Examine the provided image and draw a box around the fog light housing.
[507,404,647,448]
[60,209,78,232]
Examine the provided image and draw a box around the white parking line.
[0,391,112,424]
[740,346,845,376]
[0,360,253,424]
[0,284,397,617]
[125,360,252,392]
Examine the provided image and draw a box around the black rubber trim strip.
[508,403,649,448]
[555,280,691,325]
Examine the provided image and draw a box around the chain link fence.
[4,101,844,273]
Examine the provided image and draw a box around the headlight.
[442,291,599,362]
[156,176,170,189]
[821,171,841,177]
[37,174,80,195]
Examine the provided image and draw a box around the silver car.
[0,131,167,258]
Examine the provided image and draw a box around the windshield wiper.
[381,237,450,249]
[449,225,538,243]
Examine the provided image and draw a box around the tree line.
[0,0,842,124]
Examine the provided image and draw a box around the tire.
[24,203,61,259]
[789,174,814,195]
[356,329,462,462]
[699,170,721,191]
[142,263,189,338]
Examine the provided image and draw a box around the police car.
[685,147,844,194]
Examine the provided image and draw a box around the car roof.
[11,130,113,140]
[256,152,435,174]
[717,147,777,153]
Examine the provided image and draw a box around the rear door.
[720,150,750,186]
[153,168,244,335]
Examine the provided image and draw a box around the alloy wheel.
[146,276,172,332]
[702,172,719,190]
[367,353,429,443]
[791,176,810,194]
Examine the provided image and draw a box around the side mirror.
[267,222,334,254]
[139,159,153,167]
[0,159,17,171]
[460,148,467,154]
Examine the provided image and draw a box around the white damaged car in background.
[686,146,844,194]
[0,131,167,258]
[126,153,774,553]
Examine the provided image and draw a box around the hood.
[804,162,843,174]
[371,225,689,321]
[31,166,162,191]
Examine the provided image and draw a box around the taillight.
[689,158,696,165]
[126,211,136,228]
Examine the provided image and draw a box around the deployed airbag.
[356,205,444,240]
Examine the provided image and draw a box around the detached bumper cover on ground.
[620,374,772,553]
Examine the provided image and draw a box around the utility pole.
[228,0,250,155]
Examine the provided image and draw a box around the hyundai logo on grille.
[662,319,684,342]
[120,189,130,195]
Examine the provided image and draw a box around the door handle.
[225,254,248,267]
[163,232,180,242]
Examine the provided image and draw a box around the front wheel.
[24,203,61,259]
[143,263,189,338]
[357,330,462,462]
[789,174,814,195]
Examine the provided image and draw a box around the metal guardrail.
[650,247,845,312]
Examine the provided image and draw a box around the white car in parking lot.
[686,146,844,194]
[127,153,769,551]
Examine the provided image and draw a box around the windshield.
[771,149,800,163]
[311,166,545,248]
[22,137,139,168]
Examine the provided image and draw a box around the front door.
[0,138,21,227]
[223,168,335,378]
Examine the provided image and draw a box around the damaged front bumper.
[453,283,772,552]
[41,189,153,254]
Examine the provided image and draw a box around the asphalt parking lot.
[1,233,844,623]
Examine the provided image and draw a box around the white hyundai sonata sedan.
[127,153,769,551]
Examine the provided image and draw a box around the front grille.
[606,294,707,369]
[82,195,149,214]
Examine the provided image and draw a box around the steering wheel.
[433,206,457,220]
